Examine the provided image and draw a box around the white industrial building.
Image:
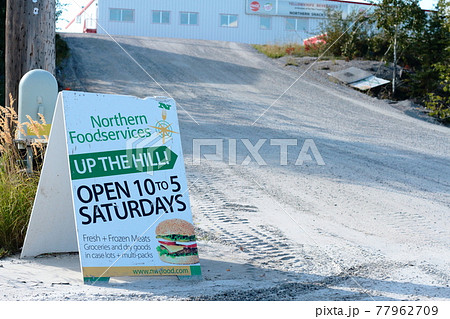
[68,0,373,44]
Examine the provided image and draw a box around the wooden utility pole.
[5,0,56,111]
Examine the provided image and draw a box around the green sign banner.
[69,146,178,180]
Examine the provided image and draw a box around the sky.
[56,0,440,31]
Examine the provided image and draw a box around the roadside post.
[16,69,58,172]
[21,91,202,283]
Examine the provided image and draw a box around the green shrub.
[56,33,70,67]
[425,63,450,123]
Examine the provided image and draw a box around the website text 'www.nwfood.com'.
[132,268,189,275]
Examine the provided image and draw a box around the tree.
[424,0,450,122]
[5,0,56,110]
[404,0,448,97]
[375,0,427,40]
[374,0,427,95]
[320,8,375,59]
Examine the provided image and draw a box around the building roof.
[327,0,373,6]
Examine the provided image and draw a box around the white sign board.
[21,91,201,282]
[245,0,342,19]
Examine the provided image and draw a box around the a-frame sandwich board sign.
[21,91,202,283]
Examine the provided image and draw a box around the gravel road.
[2,33,448,301]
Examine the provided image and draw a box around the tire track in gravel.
[188,167,311,273]
[186,162,365,281]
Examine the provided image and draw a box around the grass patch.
[253,43,305,59]
[0,151,39,255]
[253,42,330,60]
[0,100,46,257]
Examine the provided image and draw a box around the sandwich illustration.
[155,219,199,264]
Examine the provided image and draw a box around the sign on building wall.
[246,0,342,18]
[21,91,201,283]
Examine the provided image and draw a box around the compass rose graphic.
[150,110,179,144]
